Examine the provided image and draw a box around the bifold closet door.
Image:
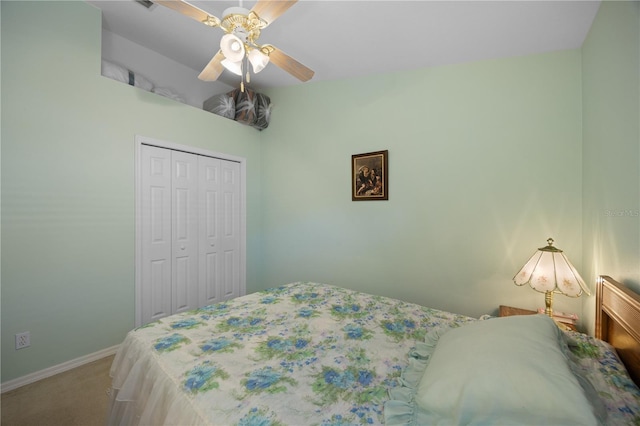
[139,144,242,325]
[140,146,200,322]
[198,156,241,305]
[171,150,199,315]
[218,159,241,301]
[140,145,172,323]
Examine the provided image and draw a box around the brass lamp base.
[545,291,573,331]
[544,291,554,317]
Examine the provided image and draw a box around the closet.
[137,140,245,326]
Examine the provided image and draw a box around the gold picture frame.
[352,150,388,201]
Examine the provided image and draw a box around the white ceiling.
[87,0,601,91]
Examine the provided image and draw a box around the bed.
[107,276,640,425]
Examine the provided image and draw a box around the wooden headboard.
[596,275,640,386]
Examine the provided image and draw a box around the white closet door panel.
[222,250,237,298]
[174,256,191,311]
[137,138,245,327]
[220,160,241,300]
[150,260,170,319]
[198,156,221,306]
[204,252,218,302]
[172,151,199,314]
[141,145,172,323]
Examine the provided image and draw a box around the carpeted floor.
[1,355,114,426]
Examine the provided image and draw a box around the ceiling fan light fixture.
[155,0,315,84]
[220,34,245,62]
[248,49,269,73]
[221,58,243,76]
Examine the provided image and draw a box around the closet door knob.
[180,245,186,250]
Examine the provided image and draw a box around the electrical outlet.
[15,331,30,349]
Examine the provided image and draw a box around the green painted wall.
[261,50,584,320]
[1,1,263,382]
[581,0,640,335]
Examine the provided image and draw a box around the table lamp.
[513,238,590,325]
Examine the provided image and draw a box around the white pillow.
[414,315,600,425]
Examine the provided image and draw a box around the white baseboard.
[1,344,120,393]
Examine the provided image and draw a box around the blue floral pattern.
[113,282,640,425]
[183,361,229,394]
[564,331,640,424]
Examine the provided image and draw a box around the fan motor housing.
[221,8,264,44]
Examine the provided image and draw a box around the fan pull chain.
[240,57,245,92]
[242,56,250,92]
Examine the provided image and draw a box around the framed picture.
[352,150,388,201]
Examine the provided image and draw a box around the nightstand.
[499,305,577,332]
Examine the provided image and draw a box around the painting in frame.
[352,150,388,201]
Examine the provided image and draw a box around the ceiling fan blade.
[269,48,314,82]
[154,0,220,27]
[198,51,225,81]
[251,0,298,27]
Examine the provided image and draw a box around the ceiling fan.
[154,0,314,89]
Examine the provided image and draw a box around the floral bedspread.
[109,282,474,425]
[564,331,640,425]
[109,282,640,426]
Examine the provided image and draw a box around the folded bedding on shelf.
[101,59,185,104]
[101,59,154,91]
